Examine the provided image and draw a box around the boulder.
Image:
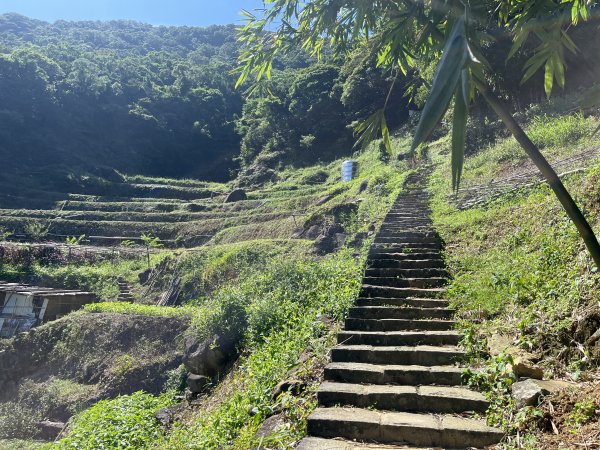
[512,360,544,380]
[38,420,65,440]
[511,379,573,408]
[254,413,287,439]
[138,268,152,284]
[224,189,247,203]
[358,179,369,193]
[314,195,332,206]
[186,373,211,394]
[271,378,306,400]
[155,407,175,427]
[512,379,545,408]
[183,333,236,377]
[305,225,322,240]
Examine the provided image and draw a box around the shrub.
[54,391,173,450]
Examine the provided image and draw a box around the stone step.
[367,259,445,269]
[307,407,503,448]
[338,330,460,346]
[331,345,465,365]
[359,286,446,299]
[296,437,432,450]
[345,318,456,332]
[367,252,442,262]
[355,297,449,308]
[349,306,455,320]
[375,231,437,239]
[317,382,489,413]
[374,237,440,244]
[370,243,442,252]
[364,268,449,278]
[362,277,447,289]
[324,362,464,386]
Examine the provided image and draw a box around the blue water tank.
[342,160,358,182]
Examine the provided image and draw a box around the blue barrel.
[342,160,358,182]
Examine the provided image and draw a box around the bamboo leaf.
[411,18,468,152]
[452,71,469,191]
[544,58,554,98]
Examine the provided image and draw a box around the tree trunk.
[474,79,600,269]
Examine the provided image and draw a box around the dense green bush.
[53,392,173,450]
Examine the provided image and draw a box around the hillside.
[0,13,406,185]
[2,5,600,450]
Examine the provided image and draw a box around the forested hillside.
[0,13,407,185]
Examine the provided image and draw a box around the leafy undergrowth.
[429,106,600,448]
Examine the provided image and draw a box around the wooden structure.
[0,282,97,338]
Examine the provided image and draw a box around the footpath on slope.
[297,171,504,449]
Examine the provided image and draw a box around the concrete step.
[331,345,465,365]
[374,237,440,245]
[345,318,456,332]
[362,277,447,289]
[367,252,442,262]
[367,250,443,266]
[317,382,489,413]
[370,243,442,252]
[375,231,437,239]
[367,259,445,269]
[337,330,460,346]
[296,437,438,450]
[355,297,449,308]
[349,306,455,320]
[324,362,464,386]
[296,437,430,450]
[359,286,446,298]
[364,268,449,278]
[307,407,503,448]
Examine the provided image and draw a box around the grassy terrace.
[0,147,404,246]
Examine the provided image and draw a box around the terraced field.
[0,154,402,249]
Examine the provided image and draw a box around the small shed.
[0,282,97,338]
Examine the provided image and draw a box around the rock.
[511,379,573,408]
[38,420,65,440]
[314,234,335,254]
[315,195,332,206]
[334,233,346,248]
[512,379,545,408]
[305,225,322,240]
[186,203,206,212]
[224,189,247,203]
[186,373,211,394]
[183,334,235,376]
[254,413,287,439]
[534,379,574,393]
[513,361,544,380]
[155,407,175,427]
[358,179,369,193]
[138,268,152,284]
[272,379,306,400]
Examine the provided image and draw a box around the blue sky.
[0,0,265,26]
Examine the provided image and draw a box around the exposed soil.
[534,377,600,449]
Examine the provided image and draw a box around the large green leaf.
[411,17,469,152]
[452,69,469,191]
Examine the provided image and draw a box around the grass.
[428,106,600,447]
[83,302,195,317]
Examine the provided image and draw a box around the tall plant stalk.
[474,79,600,268]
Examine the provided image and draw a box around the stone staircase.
[297,175,503,449]
[116,278,134,302]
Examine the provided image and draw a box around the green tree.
[236,0,600,267]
